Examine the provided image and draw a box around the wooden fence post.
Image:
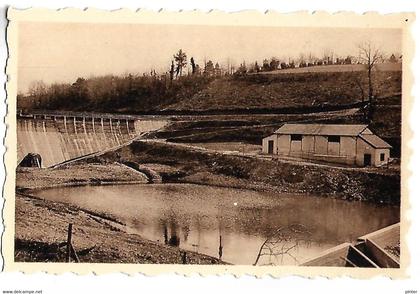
[66,223,73,263]
[218,235,223,261]
[70,243,80,263]
[182,251,187,264]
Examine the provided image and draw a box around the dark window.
[364,154,372,166]
[380,153,385,161]
[328,135,340,143]
[291,134,302,141]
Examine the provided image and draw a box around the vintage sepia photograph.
[3,9,412,276]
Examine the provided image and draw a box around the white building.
[262,124,392,167]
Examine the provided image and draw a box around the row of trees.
[230,42,394,122]
[234,52,400,74]
[170,49,225,78]
[18,70,214,112]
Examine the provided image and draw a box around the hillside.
[20,65,402,114]
[164,70,401,112]
[147,96,401,157]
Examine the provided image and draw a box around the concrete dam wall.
[17,115,167,167]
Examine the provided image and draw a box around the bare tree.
[353,71,365,103]
[322,48,334,65]
[28,80,48,97]
[351,70,368,121]
[253,224,311,266]
[307,52,316,66]
[298,53,307,67]
[357,41,384,120]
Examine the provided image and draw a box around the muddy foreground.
[15,192,225,265]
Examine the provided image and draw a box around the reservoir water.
[33,183,400,265]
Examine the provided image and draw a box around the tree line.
[237,52,401,74]
[18,44,400,118]
[18,49,234,111]
[171,49,225,78]
[18,70,214,112]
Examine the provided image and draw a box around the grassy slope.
[148,97,401,156]
[150,111,361,144]
[165,71,401,111]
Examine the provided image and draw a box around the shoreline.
[14,139,400,264]
[15,163,230,264]
[17,167,400,207]
[95,140,401,205]
[14,190,227,265]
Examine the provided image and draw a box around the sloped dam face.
[17,115,167,167]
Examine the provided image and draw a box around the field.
[257,62,402,75]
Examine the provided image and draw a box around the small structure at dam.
[17,112,167,167]
[262,123,392,167]
[301,223,400,268]
[18,153,42,168]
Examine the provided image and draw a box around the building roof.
[359,134,392,149]
[274,123,369,136]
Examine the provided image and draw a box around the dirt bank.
[93,140,400,205]
[15,192,225,264]
[16,162,149,190]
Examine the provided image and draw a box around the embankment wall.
[94,140,400,205]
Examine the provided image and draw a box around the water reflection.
[161,219,181,247]
[34,183,400,265]
[218,235,223,261]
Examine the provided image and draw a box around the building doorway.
[363,154,372,166]
[268,140,274,154]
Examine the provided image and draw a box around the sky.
[17,22,402,93]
